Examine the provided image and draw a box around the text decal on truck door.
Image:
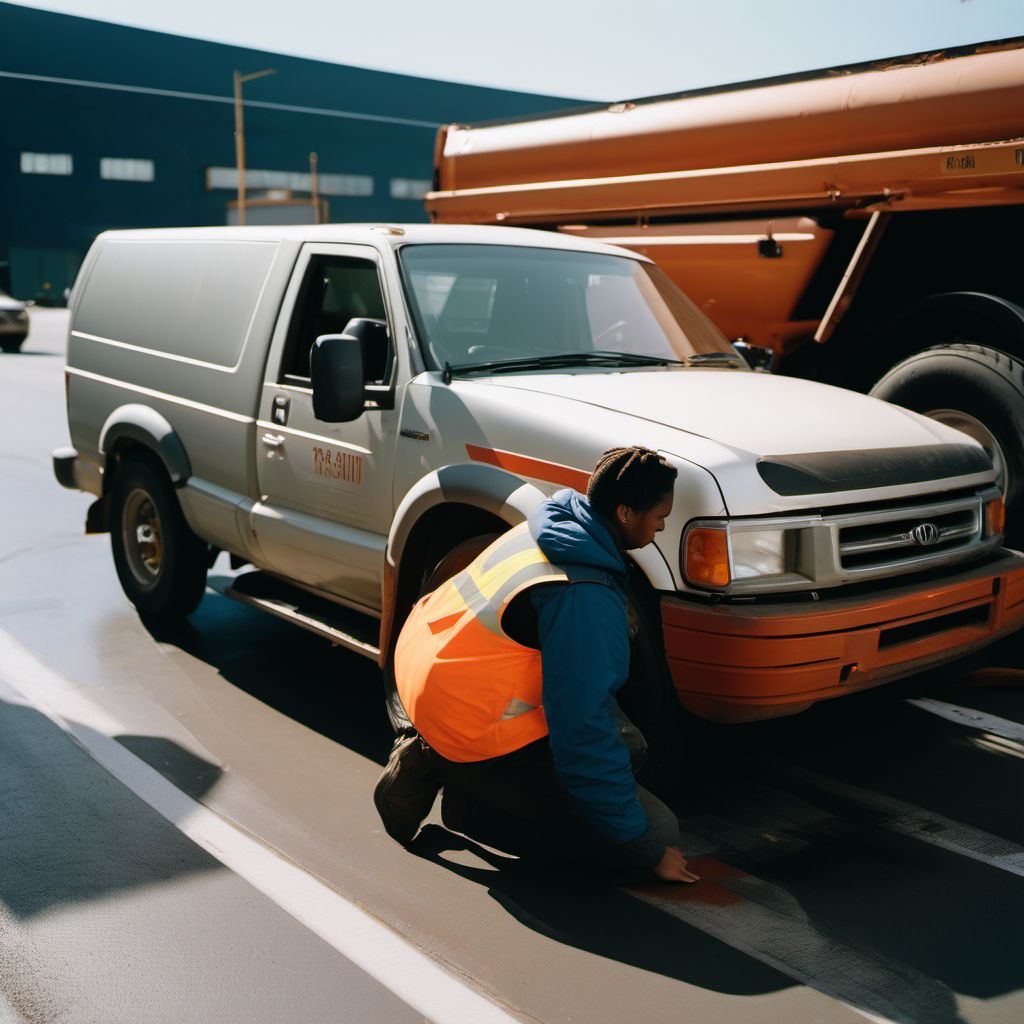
[313,447,363,484]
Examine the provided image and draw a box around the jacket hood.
[528,488,625,579]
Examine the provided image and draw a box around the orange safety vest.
[395,523,578,763]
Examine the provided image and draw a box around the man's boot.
[373,731,440,846]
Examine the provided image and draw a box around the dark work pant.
[424,707,679,871]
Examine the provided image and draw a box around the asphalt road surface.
[2,309,1023,1024]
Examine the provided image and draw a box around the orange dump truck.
[427,39,1024,543]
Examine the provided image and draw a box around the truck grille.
[838,503,980,572]
[685,488,1000,597]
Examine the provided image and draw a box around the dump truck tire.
[872,344,1024,546]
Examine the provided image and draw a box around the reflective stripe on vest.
[394,523,569,763]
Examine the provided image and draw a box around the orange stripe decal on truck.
[465,444,590,492]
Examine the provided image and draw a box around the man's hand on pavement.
[653,846,700,883]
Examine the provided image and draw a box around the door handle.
[261,433,286,449]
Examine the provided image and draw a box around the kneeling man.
[375,445,698,883]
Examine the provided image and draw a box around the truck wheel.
[870,344,1024,545]
[382,532,500,734]
[0,335,25,354]
[419,533,499,595]
[110,458,208,618]
[617,583,699,793]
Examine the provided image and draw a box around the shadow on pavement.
[412,821,974,1024]
[411,824,794,997]
[0,699,224,919]
[117,734,225,802]
[142,591,395,766]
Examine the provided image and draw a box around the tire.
[0,335,25,354]
[871,344,1024,546]
[616,582,700,794]
[109,457,208,618]
[382,531,500,734]
[419,533,500,595]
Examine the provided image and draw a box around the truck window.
[399,244,733,370]
[281,255,390,385]
[585,271,681,356]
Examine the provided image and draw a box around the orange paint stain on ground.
[629,857,747,907]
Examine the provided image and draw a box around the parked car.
[0,289,29,353]
[53,224,1024,746]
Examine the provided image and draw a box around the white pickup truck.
[54,224,1024,732]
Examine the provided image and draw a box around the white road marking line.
[0,631,520,1024]
[906,698,1024,742]
[777,765,1024,879]
[629,868,958,1024]
[972,733,1024,760]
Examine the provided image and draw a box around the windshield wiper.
[687,351,744,366]
[443,350,686,382]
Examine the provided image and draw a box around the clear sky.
[6,0,1024,100]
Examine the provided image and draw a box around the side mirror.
[342,317,391,383]
[731,338,775,372]
[310,334,365,422]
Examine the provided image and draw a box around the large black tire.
[616,582,700,795]
[0,335,26,354]
[871,344,1024,546]
[110,458,208,618]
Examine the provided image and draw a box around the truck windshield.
[398,244,738,374]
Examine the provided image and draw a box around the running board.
[222,571,381,660]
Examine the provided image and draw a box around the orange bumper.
[661,552,1024,723]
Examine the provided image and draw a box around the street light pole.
[233,68,276,226]
[309,151,320,224]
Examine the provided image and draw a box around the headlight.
[684,520,800,591]
[730,529,786,578]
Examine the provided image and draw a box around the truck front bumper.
[661,550,1024,723]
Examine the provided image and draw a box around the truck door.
[251,243,398,612]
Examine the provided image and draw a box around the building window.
[316,172,373,197]
[206,166,373,197]
[21,152,73,175]
[100,158,155,182]
[390,178,431,200]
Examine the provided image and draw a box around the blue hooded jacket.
[527,488,648,846]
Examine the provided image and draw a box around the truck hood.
[473,367,995,516]
[481,368,956,456]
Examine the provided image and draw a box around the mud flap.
[85,496,109,535]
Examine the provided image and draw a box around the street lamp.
[233,68,276,226]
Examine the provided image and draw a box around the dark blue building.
[0,3,577,301]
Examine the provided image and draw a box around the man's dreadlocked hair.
[586,446,677,517]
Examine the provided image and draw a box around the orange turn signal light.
[685,527,731,587]
[985,496,1006,538]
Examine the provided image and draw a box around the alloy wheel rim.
[122,488,163,587]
